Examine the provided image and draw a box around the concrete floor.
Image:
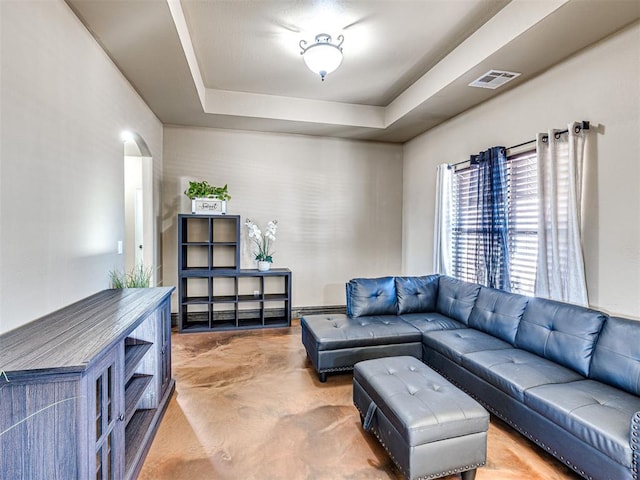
[139,322,580,480]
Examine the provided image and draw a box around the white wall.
[163,126,403,310]
[403,22,640,318]
[0,0,164,332]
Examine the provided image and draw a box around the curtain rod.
[449,121,590,168]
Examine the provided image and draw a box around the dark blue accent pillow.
[395,275,439,314]
[346,277,397,317]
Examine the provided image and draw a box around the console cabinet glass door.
[90,345,125,480]
[160,302,172,392]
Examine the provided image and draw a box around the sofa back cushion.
[346,277,397,317]
[435,276,481,325]
[395,275,439,314]
[515,297,606,376]
[590,316,640,395]
[468,287,528,344]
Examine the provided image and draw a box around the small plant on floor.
[110,263,152,288]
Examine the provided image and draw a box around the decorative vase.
[257,261,271,272]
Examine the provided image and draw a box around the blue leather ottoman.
[353,356,489,480]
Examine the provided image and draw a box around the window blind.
[451,149,538,295]
[451,167,482,284]
[506,150,538,295]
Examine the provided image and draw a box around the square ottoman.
[353,356,489,480]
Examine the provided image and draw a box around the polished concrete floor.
[139,322,581,480]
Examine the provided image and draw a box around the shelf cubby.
[124,340,153,383]
[124,409,156,475]
[124,374,154,425]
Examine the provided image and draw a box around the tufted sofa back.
[435,276,481,325]
[394,275,439,314]
[346,277,398,317]
[589,316,640,396]
[515,297,606,376]
[468,287,529,344]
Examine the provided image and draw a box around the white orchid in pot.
[245,218,278,271]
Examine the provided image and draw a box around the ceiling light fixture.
[299,33,344,81]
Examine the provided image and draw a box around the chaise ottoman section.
[301,314,422,382]
[353,356,489,480]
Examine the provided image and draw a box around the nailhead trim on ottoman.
[353,356,489,480]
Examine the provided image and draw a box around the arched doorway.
[122,131,156,286]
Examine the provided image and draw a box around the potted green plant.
[184,180,231,215]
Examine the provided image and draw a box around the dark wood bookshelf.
[178,214,292,332]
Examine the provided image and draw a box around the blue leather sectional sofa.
[300,275,640,480]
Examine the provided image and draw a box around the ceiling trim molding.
[166,0,206,106]
[204,89,385,128]
[385,0,569,126]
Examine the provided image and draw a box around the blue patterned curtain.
[474,146,511,291]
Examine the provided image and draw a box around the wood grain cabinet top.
[0,287,174,375]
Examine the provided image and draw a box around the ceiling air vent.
[469,70,521,89]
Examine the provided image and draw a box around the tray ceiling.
[66,0,640,142]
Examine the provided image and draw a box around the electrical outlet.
[117,240,123,255]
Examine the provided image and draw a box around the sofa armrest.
[632,411,640,475]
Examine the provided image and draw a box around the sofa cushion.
[422,328,513,364]
[346,277,398,317]
[515,297,606,376]
[461,349,583,402]
[435,276,481,325]
[590,316,640,396]
[525,380,640,468]
[399,312,466,333]
[300,314,422,351]
[395,275,439,314]
[467,287,528,345]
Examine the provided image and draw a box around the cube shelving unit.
[178,214,292,332]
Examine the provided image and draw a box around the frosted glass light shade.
[303,43,343,77]
[300,34,344,81]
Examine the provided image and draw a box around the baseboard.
[171,305,347,326]
[292,305,347,318]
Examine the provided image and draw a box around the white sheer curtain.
[433,163,452,274]
[535,122,589,305]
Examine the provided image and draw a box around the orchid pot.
[257,261,271,272]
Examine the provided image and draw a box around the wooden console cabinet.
[0,287,174,480]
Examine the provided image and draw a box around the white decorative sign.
[192,198,226,215]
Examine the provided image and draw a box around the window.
[450,149,538,295]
